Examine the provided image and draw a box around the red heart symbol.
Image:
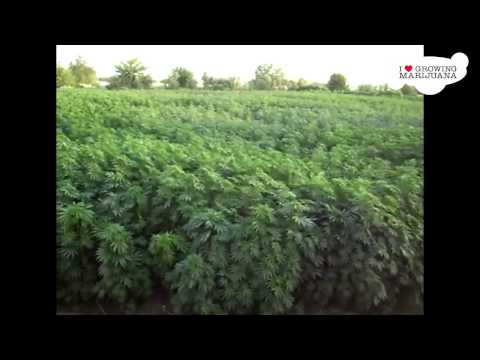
[405,65,413,72]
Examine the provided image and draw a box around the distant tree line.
[201,73,241,90]
[57,57,420,96]
[355,83,419,96]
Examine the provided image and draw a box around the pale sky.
[56,45,424,89]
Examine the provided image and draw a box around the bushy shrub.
[297,83,328,91]
[400,84,419,96]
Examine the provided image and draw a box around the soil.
[57,286,423,315]
[57,287,173,315]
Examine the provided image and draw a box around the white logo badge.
[397,52,468,95]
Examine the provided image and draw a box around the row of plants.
[57,89,423,314]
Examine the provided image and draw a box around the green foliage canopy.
[202,73,241,90]
[400,84,419,96]
[57,89,423,314]
[162,67,197,89]
[106,59,153,90]
[68,57,98,87]
[56,65,75,88]
[253,64,287,90]
[327,73,348,91]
